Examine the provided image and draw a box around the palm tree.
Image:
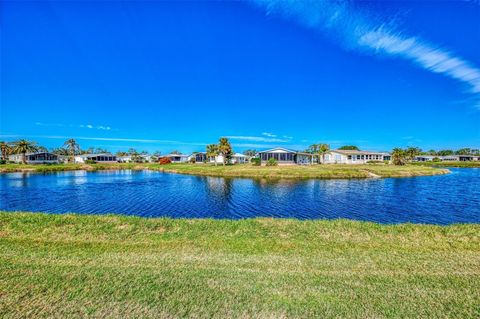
[206,144,219,166]
[218,137,233,166]
[12,140,38,164]
[392,148,406,166]
[63,139,80,163]
[318,143,330,164]
[0,141,11,161]
[405,147,421,162]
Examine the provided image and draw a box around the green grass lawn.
[0,162,449,179]
[413,161,480,168]
[1,212,479,318]
[153,163,449,179]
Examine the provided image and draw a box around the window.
[347,155,352,160]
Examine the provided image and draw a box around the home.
[322,150,391,164]
[232,153,250,164]
[414,155,438,162]
[162,153,190,163]
[74,153,117,163]
[117,155,132,163]
[8,152,61,164]
[258,147,314,165]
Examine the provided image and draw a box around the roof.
[77,153,115,158]
[10,151,58,156]
[163,153,189,157]
[233,153,248,157]
[329,149,390,155]
[258,147,298,154]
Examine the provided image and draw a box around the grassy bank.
[154,163,449,179]
[0,162,449,179]
[413,161,480,168]
[0,212,478,318]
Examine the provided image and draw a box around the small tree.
[12,140,38,164]
[243,149,257,157]
[266,157,278,166]
[392,148,407,166]
[0,141,12,161]
[63,139,80,163]
[405,147,421,161]
[218,137,233,166]
[338,145,359,150]
[206,144,219,166]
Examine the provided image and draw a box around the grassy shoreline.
[0,212,479,318]
[413,161,480,168]
[0,162,449,179]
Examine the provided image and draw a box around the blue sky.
[1,0,479,153]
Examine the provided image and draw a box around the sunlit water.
[1,168,479,224]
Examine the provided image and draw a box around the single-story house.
[162,154,189,163]
[321,150,391,164]
[415,155,480,162]
[232,153,250,164]
[258,147,314,165]
[74,153,117,163]
[414,155,438,162]
[117,155,132,163]
[8,152,61,164]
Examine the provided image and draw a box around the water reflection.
[0,169,479,224]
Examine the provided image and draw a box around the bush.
[189,157,196,164]
[251,158,261,166]
[266,158,278,166]
[85,160,96,164]
[432,157,441,162]
[0,159,6,165]
[366,160,383,164]
[159,157,172,165]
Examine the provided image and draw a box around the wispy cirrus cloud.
[250,0,480,108]
[226,135,292,143]
[35,122,113,130]
[262,132,277,138]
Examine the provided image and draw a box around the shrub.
[432,157,441,162]
[189,157,196,164]
[85,160,96,164]
[159,157,172,165]
[366,160,383,164]
[251,158,261,166]
[266,158,278,166]
[0,159,6,165]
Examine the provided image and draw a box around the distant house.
[415,155,479,162]
[162,154,189,163]
[8,152,61,164]
[117,155,132,163]
[74,153,117,163]
[231,153,250,164]
[322,150,391,164]
[258,147,314,165]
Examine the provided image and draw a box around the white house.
[258,147,314,165]
[162,153,190,163]
[231,153,250,164]
[321,150,391,164]
[117,155,132,163]
[74,153,117,163]
[414,155,480,162]
[8,152,61,164]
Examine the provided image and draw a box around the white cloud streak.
[250,0,480,108]
[36,122,113,130]
[225,135,291,143]
[262,132,277,137]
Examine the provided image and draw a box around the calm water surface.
[1,168,479,224]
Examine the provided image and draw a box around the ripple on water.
[0,169,479,224]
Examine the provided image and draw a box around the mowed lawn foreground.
[1,212,479,318]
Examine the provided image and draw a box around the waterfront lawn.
[0,212,478,318]
[413,161,480,168]
[0,162,449,179]
[153,163,449,179]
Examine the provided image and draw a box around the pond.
[0,168,479,224]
